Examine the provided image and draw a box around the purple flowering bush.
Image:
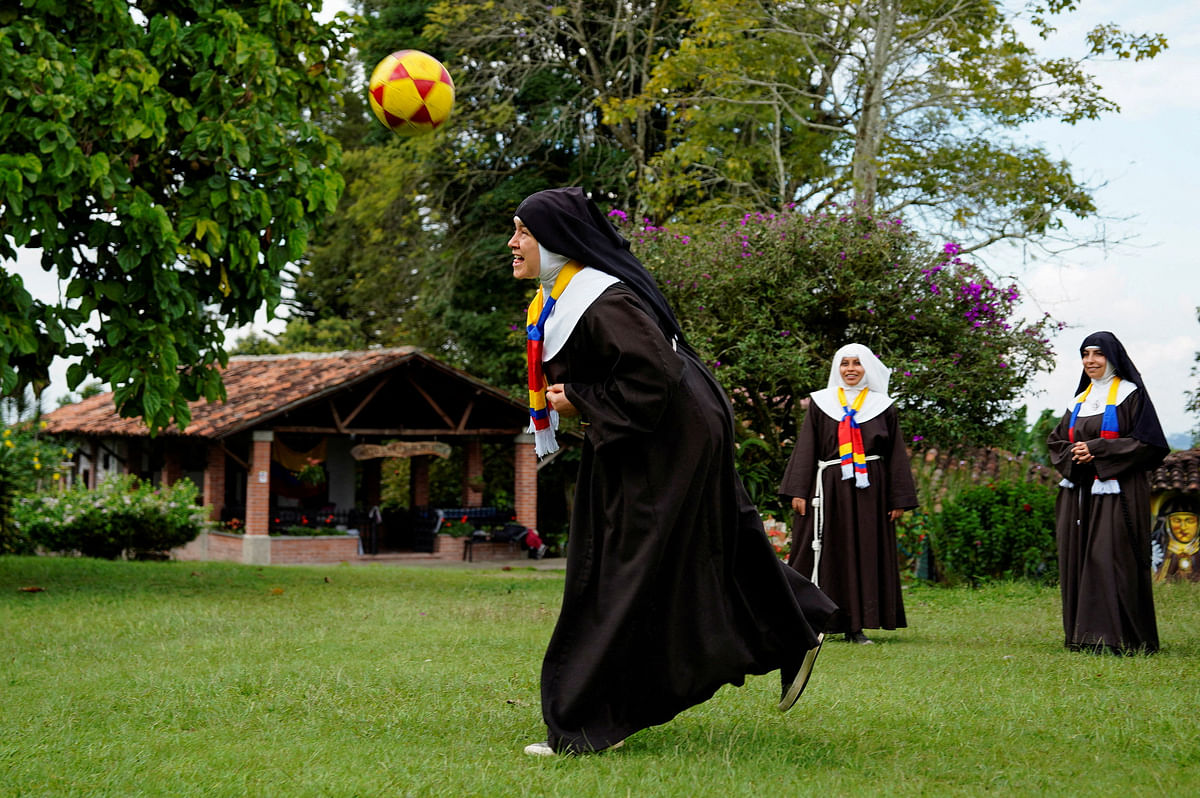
[621,205,1060,466]
[14,475,209,559]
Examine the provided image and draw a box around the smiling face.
[508,218,541,280]
[1081,347,1108,381]
[839,356,864,387]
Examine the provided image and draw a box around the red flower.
[1022,503,1032,512]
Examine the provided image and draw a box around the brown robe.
[539,283,837,753]
[1048,393,1159,653]
[779,402,918,634]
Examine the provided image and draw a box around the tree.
[1186,306,1200,446]
[631,204,1060,470]
[288,0,697,392]
[636,0,1166,249]
[0,1,354,432]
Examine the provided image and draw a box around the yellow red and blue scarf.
[525,262,583,457]
[837,387,870,488]
[1067,377,1122,494]
[1068,377,1121,443]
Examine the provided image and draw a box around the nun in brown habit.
[778,344,918,644]
[1047,331,1168,654]
[510,187,836,756]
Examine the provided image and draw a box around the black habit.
[517,187,835,753]
[779,404,918,633]
[540,283,837,753]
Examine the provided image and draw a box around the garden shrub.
[276,524,345,537]
[934,479,1058,585]
[2,423,73,555]
[13,475,209,559]
[0,454,32,554]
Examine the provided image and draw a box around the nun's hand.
[546,384,578,417]
[889,508,904,522]
[1070,441,1093,463]
[791,497,806,516]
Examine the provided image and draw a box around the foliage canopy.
[0,1,353,431]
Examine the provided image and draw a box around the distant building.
[42,349,538,564]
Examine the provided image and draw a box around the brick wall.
[463,438,483,507]
[245,431,273,536]
[161,450,183,486]
[411,455,430,507]
[269,535,361,564]
[513,434,537,532]
[205,531,245,562]
[202,443,226,522]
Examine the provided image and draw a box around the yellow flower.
[53,473,61,481]
[39,421,47,429]
[33,463,41,470]
[3,440,12,448]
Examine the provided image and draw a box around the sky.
[5,0,1199,440]
[993,0,1200,440]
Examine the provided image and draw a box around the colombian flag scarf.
[1068,377,1122,494]
[837,387,871,488]
[526,262,583,457]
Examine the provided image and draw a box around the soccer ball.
[367,50,455,136]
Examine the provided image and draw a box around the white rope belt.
[809,454,880,587]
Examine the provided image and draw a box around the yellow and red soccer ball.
[368,50,455,136]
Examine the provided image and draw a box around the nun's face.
[1082,348,1108,380]
[839,356,864,386]
[508,219,541,280]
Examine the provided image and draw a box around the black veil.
[1076,330,1169,458]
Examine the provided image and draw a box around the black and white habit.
[516,187,836,754]
[1047,331,1168,654]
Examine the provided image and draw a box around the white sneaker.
[523,739,625,756]
[524,741,555,756]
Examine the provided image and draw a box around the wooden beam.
[342,375,390,427]
[271,425,524,436]
[456,396,477,433]
[219,442,250,471]
[407,374,456,428]
[328,399,346,434]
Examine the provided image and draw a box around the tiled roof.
[42,348,521,439]
[1151,449,1200,494]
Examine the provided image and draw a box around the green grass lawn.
[2,556,1197,797]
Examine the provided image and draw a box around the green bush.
[275,525,345,537]
[895,509,936,581]
[13,475,209,559]
[2,423,74,554]
[934,479,1058,585]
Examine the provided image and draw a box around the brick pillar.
[513,433,537,532]
[463,438,484,507]
[243,430,273,564]
[411,455,430,508]
[202,443,226,522]
[160,450,183,486]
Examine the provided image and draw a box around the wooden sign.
[349,442,453,461]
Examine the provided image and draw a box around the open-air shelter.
[42,348,538,564]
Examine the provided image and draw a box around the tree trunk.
[852,0,897,210]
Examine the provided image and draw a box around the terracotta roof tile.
[43,348,519,439]
[1151,449,1200,494]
